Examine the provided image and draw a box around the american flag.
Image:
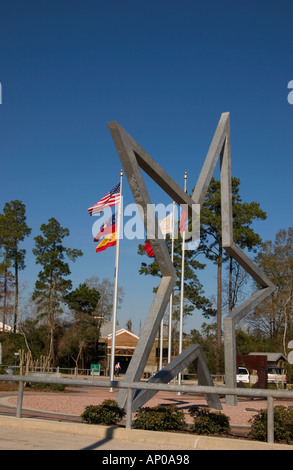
[88,183,120,216]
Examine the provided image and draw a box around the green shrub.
[135,405,186,431]
[249,406,293,443]
[81,399,125,425]
[188,406,230,435]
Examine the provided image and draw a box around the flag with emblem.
[94,212,117,242]
[96,232,117,253]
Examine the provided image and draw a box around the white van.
[236,367,250,384]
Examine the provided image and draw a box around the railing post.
[267,395,274,444]
[125,387,133,430]
[16,380,24,418]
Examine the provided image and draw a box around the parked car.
[267,367,287,387]
[236,367,250,384]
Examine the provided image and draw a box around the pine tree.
[2,201,31,332]
[65,283,101,369]
[66,282,101,319]
[0,213,13,330]
[32,217,83,364]
[200,177,266,354]
[138,231,215,331]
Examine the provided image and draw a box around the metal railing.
[0,374,292,445]
[0,365,107,377]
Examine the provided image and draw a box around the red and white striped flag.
[88,183,120,216]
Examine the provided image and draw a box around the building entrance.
[115,356,131,374]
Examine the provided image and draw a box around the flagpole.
[159,318,163,370]
[178,172,187,390]
[168,201,175,364]
[160,230,167,370]
[110,169,123,390]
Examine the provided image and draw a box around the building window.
[156,348,168,358]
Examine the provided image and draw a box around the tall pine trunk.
[13,259,18,333]
[47,281,55,365]
[2,266,8,331]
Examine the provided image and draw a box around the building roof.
[107,328,139,340]
[99,320,139,340]
[249,352,287,362]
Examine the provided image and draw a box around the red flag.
[144,241,155,257]
[179,209,187,233]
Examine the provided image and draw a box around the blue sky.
[0,1,292,334]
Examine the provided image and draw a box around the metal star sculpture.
[108,112,275,408]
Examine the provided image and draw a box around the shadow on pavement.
[81,426,116,450]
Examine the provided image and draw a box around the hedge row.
[81,400,230,435]
[81,400,293,443]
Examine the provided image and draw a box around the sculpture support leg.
[224,317,237,406]
[131,344,222,411]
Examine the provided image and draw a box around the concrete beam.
[192,112,230,206]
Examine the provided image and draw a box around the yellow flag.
[159,213,173,235]
[96,232,117,253]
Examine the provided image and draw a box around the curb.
[0,416,292,450]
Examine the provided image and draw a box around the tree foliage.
[61,282,101,368]
[0,201,127,370]
[32,217,83,364]
[85,276,124,321]
[200,177,266,350]
[66,283,101,318]
[249,228,293,355]
[0,200,31,332]
[138,235,215,321]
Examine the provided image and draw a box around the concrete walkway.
[0,415,291,451]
